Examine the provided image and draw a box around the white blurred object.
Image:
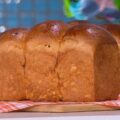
[0,26,6,33]
[5,0,12,4]
[14,0,21,4]
[4,0,21,4]
[96,0,115,11]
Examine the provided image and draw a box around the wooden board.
[22,103,120,112]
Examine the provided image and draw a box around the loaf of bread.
[0,21,119,102]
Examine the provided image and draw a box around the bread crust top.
[101,24,120,43]
[63,24,116,45]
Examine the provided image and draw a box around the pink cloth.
[0,94,120,113]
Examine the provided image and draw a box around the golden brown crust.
[64,24,116,46]
[57,24,119,101]
[0,28,28,100]
[0,28,28,42]
[0,22,119,102]
[25,20,68,101]
[100,24,120,100]
[101,24,120,43]
[27,20,68,42]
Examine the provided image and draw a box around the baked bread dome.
[57,24,119,102]
[0,28,28,100]
[25,20,67,101]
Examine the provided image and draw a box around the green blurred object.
[114,0,120,10]
[64,0,73,17]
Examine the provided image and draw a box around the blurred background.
[0,0,120,32]
[0,0,70,32]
